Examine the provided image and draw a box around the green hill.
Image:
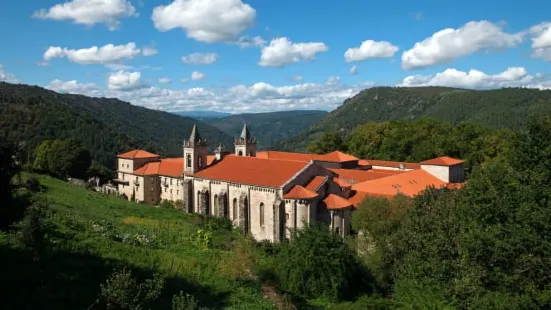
[272,86,551,151]
[208,110,328,149]
[0,82,234,168]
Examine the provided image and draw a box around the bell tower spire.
[234,123,256,157]
[183,124,208,173]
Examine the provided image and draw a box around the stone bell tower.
[183,124,208,174]
[234,124,256,157]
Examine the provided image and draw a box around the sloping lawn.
[0,174,275,310]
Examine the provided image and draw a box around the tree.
[33,139,91,179]
[307,131,346,154]
[277,223,372,301]
[0,138,27,230]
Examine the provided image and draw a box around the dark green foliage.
[313,118,512,175]
[307,131,346,154]
[208,110,327,149]
[34,139,92,178]
[172,291,202,310]
[277,223,371,301]
[274,86,551,151]
[0,82,233,169]
[97,268,164,310]
[17,200,51,259]
[0,138,29,230]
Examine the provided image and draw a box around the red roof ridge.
[324,194,353,210]
[420,156,465,166]
[118,149,160,159]
[283,185,319,199]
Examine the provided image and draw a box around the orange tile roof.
[255,150,359,163]
[316,151,359,162]
[328,168,404,183]
[207,155,216,166]
[348,191,397,208]
[323,194,353,210]
[333,177,352,188]
[194,156,310,187]
[305,176,327,191]
[118,149,160,159]
[352,169,450,200]
[133,158,184,177]
[133,162,161,176]
[367,159,421,169]
[283,185,319,199]
[420,156,465,166]
[358,159,371,166]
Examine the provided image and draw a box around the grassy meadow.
[0,173,277,309]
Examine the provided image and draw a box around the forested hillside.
[0,82,233,168]
[207,110,328,149]
[272,86,551,151]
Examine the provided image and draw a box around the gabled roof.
[194,155,310,187]
[118,149,160,159]
[367,159,421,170]
[283,185,319,199]
[255,150,359,163]
[328,168,404,184]
[350,169,451,204]
[133,158,183,177]
[316,151,358,163]
[323,194,353,210]
[420,156,465,166]
[305,176,327,192]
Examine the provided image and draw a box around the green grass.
[0,173,276,309]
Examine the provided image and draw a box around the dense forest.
[0,82,234,169]
[205,110,328,149]
[272,86,551,151]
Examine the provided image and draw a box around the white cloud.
[181,78,189,84]
[325,76,341,85]
[399,67,551,89]
[344,40,399,62]
[191,71,206,81]
[158,77,171,84]
[530,22,551,61]
[349,65,359,75]
[142,47,158,56]
[259,37,329,67]
[43,42,142,65]
[45,76,372,113]
[182,53,218,65]
[47,79,103,95]
[152,0,256,43]
[33,0,137,30]
[0,64,17,83]
[108,70,146,91]
[401,20,522,70]
[292,75,303,82]
[236,36,266,48]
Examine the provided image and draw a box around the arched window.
[198,156,203,167]
[233,198,238,220]
[238,150,243,156]
[259,202,265,227]
[214,194,218,216]
[186,154,191,168]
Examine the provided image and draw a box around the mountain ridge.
[271,86,551,151]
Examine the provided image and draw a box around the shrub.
[17,200,51,259]
[98,268,164,310]
[276,223,372,301]
[172,291,201,310]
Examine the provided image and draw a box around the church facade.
[115,124,465,242]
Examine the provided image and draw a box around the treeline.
[308,118,513,175]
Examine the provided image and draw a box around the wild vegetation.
[207,110,328,149]
[308,118,512,176]
[0,82,233,169]
[273,86,551,151]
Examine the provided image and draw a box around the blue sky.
[0,0,550,113]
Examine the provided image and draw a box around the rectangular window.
[170,179,173,185]
[170,189,173,194]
